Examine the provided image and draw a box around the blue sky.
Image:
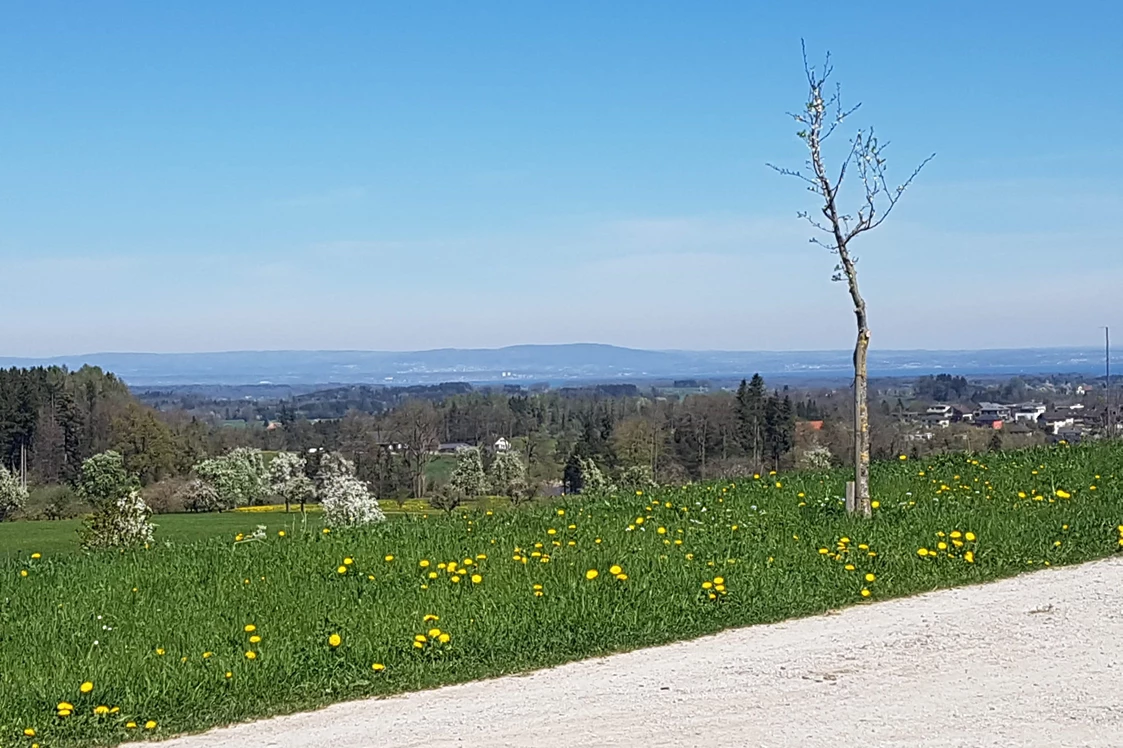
[2,1,1121,355]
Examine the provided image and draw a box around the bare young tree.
[770,43,933,516]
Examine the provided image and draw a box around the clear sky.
[2,1,1121,355]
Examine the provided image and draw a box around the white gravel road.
[133,558,1123,748]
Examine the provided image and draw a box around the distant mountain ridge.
[0,344,1117,387]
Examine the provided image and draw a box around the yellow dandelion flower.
[57,702,74,712]
[249,635,261,643]
[419,559,430,568]
[586,569,599,580]
[965,551,975,563]
[244,625,256,633]
[372,662,385,671]
[329,633,342,647]
[864,573,876,582]
[337,565,348,574]
[871,501,880,509]
[344,557,353,565]
[79,681,94,694]
[450,575,461,583]
[917,548,928,557]
[616,573,628,581]
[439,633,451,644]
[126,721,137,728]
[471,574,482,584]
[93,705,109,715]
[278,530,285,537]
[384,555,395,562]
[861,588,871,597]
[145,720,157,730]
[24,728,36,737]
[245,651,257,660]
[609,565,622,575]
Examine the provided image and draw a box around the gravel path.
[134,558,1123,748]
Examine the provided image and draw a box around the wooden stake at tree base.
[846,481,856,514]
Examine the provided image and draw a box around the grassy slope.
[2,443,1121,747]
[0,514,324,559]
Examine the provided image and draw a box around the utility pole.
[1107,327,1113,439]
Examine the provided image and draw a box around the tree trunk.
[853,325,872,517]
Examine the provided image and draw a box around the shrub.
[616,464,657,493]
[18,484,85,521]
[142,477,192,514]
[80,489,155,549]
[798,445,835,471]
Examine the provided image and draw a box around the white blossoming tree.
[798,444,834,471]
[81,489,155,549]
[0,464,29,521]
[320,472,385,528]
[76,451,154,549]
[577,456,614,494]
[487,450,526,498]
[194,447,267,510]
[450,448,487,498]
[616,464,657,493]
[177,478,223,513]
[267,451,314,513]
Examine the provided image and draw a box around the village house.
[1012,403,1047,422]
[974,402,1011,428]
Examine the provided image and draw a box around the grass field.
[0,498,513,560]
[2,443,1122,747]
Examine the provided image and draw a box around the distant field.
[0,513,323,558]
[0,497,512,558]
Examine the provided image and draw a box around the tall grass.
[2,443,1121,747]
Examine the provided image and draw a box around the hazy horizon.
[2,341,1120,360]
